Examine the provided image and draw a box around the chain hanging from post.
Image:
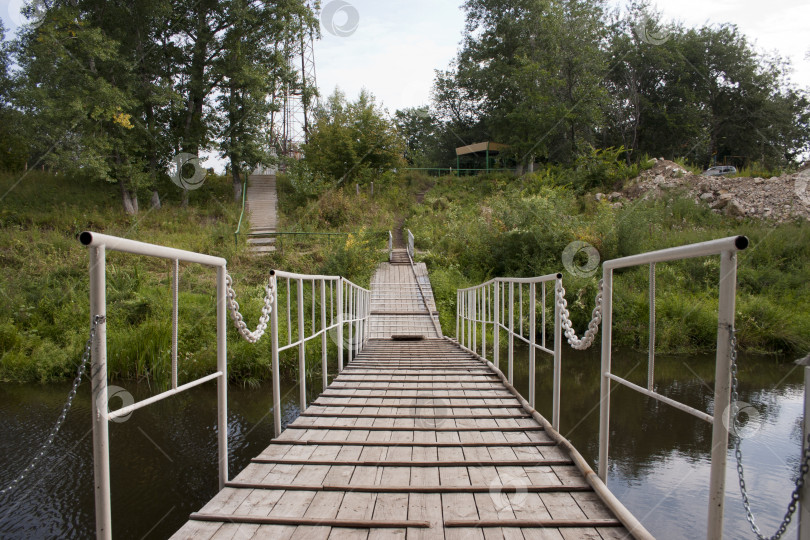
[730,328,810,540]
[556,280,603,350]
[0,315,105,497]
[225,272,276,343]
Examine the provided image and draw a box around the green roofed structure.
[455,141,509,173]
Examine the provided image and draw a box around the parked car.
[702,165,737,176]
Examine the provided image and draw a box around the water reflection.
[0,349,805,539]
[506,343,804,539]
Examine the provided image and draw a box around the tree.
[394,107,439,166]
[304,89,404,185]
[0,21,29,171]
[217,0,318,202]
[435,0,609,166]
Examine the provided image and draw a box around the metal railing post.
[706,249,738,540]
[648,262,656,391]
[90,245,111,540]
[216,266,228,489]
[456,291,460,341]
[598,267,614,483]
[553,277,563,431]
[529,282,536,408]
[482,285,487,361]
[271,275,281,437]
[171,259,179,390]
[472,289,477,354]
[337,279,344,372]
[348,287,354,364]
[494,281,500,370]
[321,279,328,391]
[297,278,306,411]
[508,282,514,384]
[801,365,810,540]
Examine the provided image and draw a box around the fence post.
[271,274,281,437]
[598,268,614,483]
[529,282,536,408]
[706,249,738,540]
[508,282,514,384]
[348,287,354,364]
[297,278,306,411]
[90,245,112,540]
[482,285,487,361]
[494,283,500,370]
[337,279,344,372]
[456,291,460,341]
[321,279,328,391]
[801,364,810,540]
[553,276,563,431]
[216,266,228,489]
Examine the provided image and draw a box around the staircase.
[389,248,409,264]
[245,174,277,255]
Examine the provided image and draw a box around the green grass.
[2,163,808,384]
[409,172,810,356]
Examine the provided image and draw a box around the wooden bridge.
[170,248,646,539]
[78,232,758,540]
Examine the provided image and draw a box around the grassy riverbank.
[1,167,808,384]
[0,170,420,383]
[408,172,810,356]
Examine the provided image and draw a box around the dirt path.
[392,182,434,249]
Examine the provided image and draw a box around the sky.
[1,0,809,169]
[314,0,810,113]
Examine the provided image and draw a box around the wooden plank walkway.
[245,174,278,254]
[171,338,634,539]
[369,259,441,339]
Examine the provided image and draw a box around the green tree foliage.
[433,0,809,172]
[304,89,404,185]
[0,21,28,171]
[4,0,316,211]
[602,3,810,169]
[437,0,609,167]
[394,106,440,166]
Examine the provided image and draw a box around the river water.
[0,348,804,539]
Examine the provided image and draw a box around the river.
[0,348,804,539]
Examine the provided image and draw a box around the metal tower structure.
[272,8,318,163]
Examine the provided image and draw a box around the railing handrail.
[458,273,562,291]
[79,231,230,540]
[598,235,749,539]
[603,235,748,269]
[456,273,563,429]
[80,232,226,267]
[233,176,249,247]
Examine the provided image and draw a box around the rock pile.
[606,158,810,222]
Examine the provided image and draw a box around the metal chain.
[225,272,276,344]
[730,328,810,539]
[0,315,105,497]
[556,279,603,350]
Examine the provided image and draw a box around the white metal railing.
[407,229,414,258]
[388,230,393,260]
[270,271,370,437]
[456,274,563,429]
[79,232,371,540]
[79,232,229,540]
[597,235,749,539]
